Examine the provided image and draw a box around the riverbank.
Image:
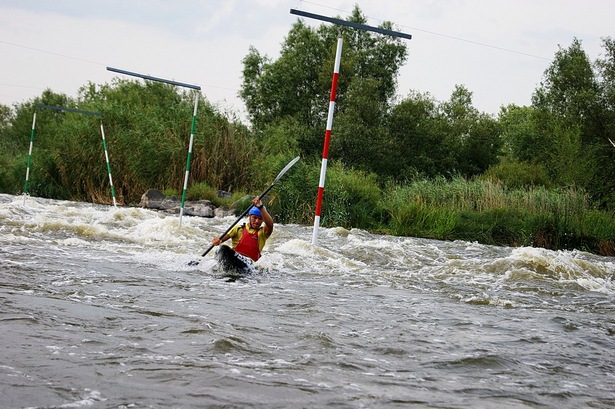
[137,182,615,258]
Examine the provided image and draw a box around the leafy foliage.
[383,177,613,254]
[0,81,260,204]
[241,5,408,170]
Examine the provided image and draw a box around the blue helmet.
[249,206,262,217]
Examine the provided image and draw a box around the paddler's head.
[248,206,263,229]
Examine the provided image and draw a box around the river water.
[1,193,614,408]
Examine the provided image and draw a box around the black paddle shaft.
[200,156,300,258]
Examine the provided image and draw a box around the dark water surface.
[1,194,614,408]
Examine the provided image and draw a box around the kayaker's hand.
[252,197,263,208]
[212,237,221,246]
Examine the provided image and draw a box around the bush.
[0,153,24,195]
[380,176,615,254]
[267,157,317,224]
[385,202,457,239]
[324,162,383,229]
[186,182,217,202]
[483,159,553,189]
[451,208,529,246]
[162,188,179,197]
[270,159,384,229]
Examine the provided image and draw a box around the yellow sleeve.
[257,228,269,252]
[228,225,243,247]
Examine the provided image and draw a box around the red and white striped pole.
[312,37,343,245]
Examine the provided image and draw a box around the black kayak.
[214,245,255,280]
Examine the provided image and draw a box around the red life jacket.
[234,224,261,262]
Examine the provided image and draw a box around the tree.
[388,86,502,180]
[0,104,12,133]
[4,89,76,199]
[0,104,17,193]
[78,79,259,202]
[240,22,328,133]
[0,80,259,203]
[531,38,612,205]
[497,104,540,161]
[440,85,502,177]
[594,36,615,208]
[388,91,446,179]
[240,5,408,170]
[332,77,392,175]
[532,38,600,146]
[491,104,556,188]
[533,38,599,127]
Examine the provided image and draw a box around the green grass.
[381,177,614,255]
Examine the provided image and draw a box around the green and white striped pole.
[23,110,37,205]
[27,104,111,205]
[179,92,199,226]
[99,122,117,207]
[106,67,202,225]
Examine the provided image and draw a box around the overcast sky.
[1,0,613,122]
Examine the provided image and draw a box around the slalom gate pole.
[23,110,37,205]
[106,67,201,225]
[290,8,411,246]
[25,104,105,205]
[99,122,117,207]
[179,92,199,226]
[312,37,343,246]
[290,9,412,40]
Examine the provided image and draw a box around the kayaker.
[211,197,273,262]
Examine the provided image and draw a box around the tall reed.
[382,177,613,254]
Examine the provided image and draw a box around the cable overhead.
[0,40,106,66]
[0,40,233,93]
[296,0,551,61]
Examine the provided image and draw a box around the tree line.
[1,6,613,254]
[241,7,615,209]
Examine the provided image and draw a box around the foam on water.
[2,194,614,297]
[501,246,615,294]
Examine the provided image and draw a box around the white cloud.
[1,0,614,119]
